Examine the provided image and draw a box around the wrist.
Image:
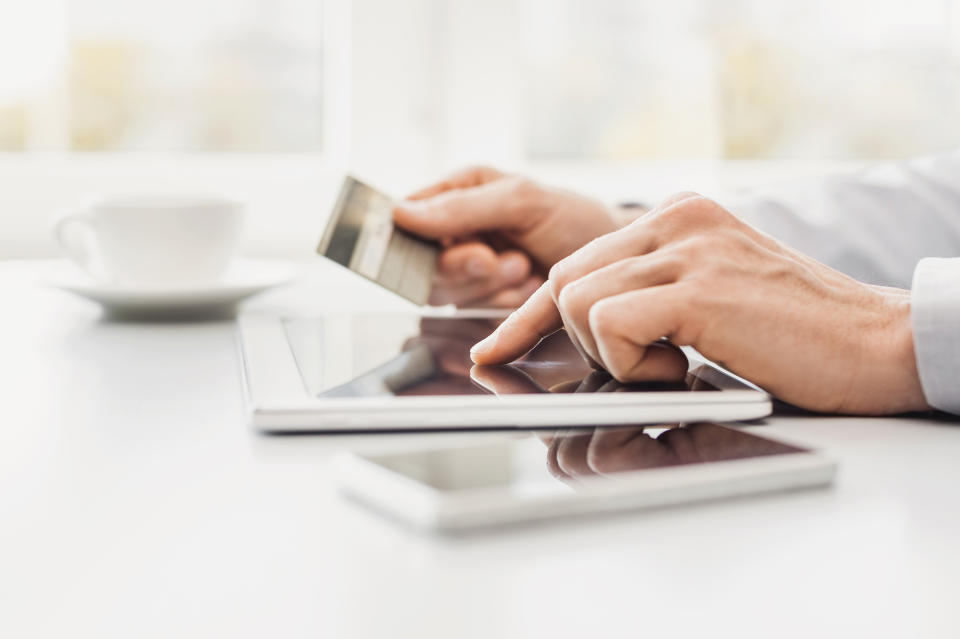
[871,296,930,413]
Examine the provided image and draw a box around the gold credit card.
[318,176,439,305]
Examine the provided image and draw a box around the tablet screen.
[282,315,751,399]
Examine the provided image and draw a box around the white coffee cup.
[54,195,245,288]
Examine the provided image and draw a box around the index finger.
[470,282,562,364]
[406,166,505,201]
[393,177,535,240]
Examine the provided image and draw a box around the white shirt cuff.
[911,257,960,414]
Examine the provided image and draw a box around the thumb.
[470,283,562,364]
[393,177,537,240]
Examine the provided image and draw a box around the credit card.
[318,176,439,305]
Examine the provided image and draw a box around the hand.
[470,331,688,395]
[470,192,930,415]
[393,166,622,307]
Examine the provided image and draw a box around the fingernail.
[470,331,498,360]
[467,257,489,277]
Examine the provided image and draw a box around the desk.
[1,259,958,638]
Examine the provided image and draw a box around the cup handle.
[54,213,106,280]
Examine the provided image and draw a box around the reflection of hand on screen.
[544,423,804,480]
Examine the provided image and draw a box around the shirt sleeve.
[722,150,960,289]
[911,258,960,414]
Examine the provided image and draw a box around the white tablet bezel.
[335,435,837,532]
[237,312,772,432]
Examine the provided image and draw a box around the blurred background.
[2,0,959,257]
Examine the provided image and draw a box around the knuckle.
[675,198,711,221]
[668,235,710,267]
[661,190,702,208]
[622,255,646,276]
[476,165,509,185]
[460,164,497,180]
[547,260,563,282]
[555,285,579,318]
[508,176,542,209]
[670,236,700,259]
[639,252,682,278]
[548,236,604,292]
[548,272,566,303]
[693,199,730,225]
[663,195,726,227]
[587,299,618,338]
[548,259,573,292]
[605,359,631,384]
[587,303,636,383]
[620,254,651,280]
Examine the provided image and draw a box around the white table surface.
[2,259,959,639]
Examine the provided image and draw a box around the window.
[3,1,957,161]
[0,0,326,152]
[520,0,960,160]
[3,0,959,259]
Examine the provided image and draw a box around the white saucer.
[46,258,297,319]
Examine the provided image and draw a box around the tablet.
[337,422,836,532]
[237,311,771,432]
